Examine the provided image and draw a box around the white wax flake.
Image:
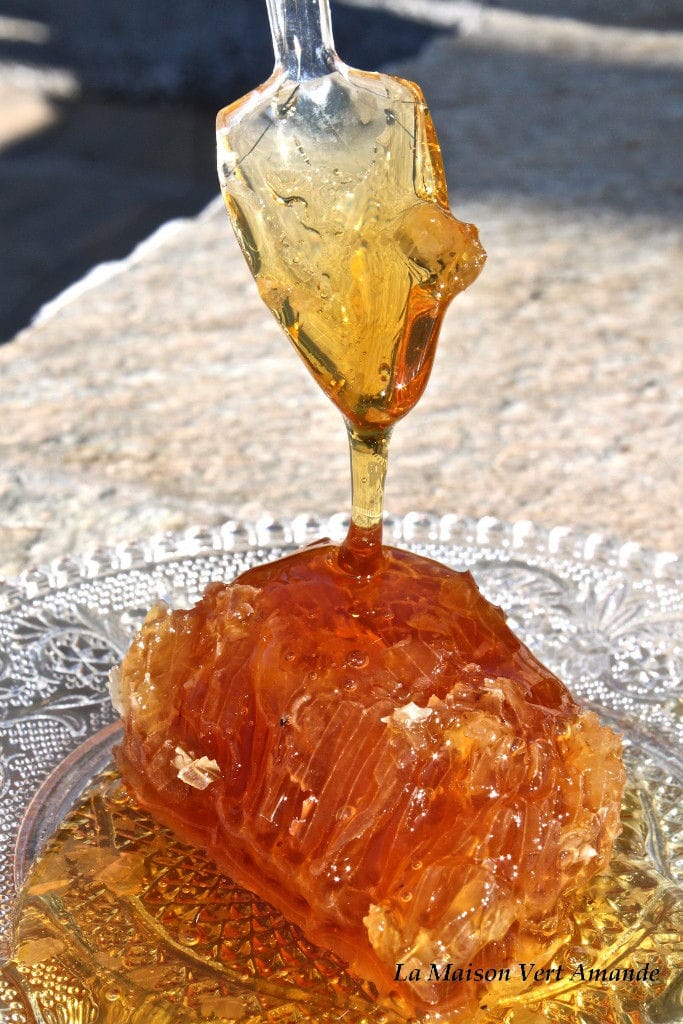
[107,665,124,715]
[483,676,504,692]
[561,835,598,868]
[173,746,221,791]
[485,685,505,700]
[563,843,598,866]
[381,702,433,728]
[147,600,171,620]
[363,903,403,958]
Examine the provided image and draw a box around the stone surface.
[0,10,681,576]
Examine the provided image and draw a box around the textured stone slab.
[1,14,681,576]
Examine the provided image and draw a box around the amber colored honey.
[2,726,678,1023]
[217,67,485,562]
[103,542,632,1021]
[217,69,485,434]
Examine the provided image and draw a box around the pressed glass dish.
[0,513,681,1023]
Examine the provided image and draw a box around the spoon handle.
[265,0,337,78]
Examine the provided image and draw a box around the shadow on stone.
[424,43,682,218]
[0,96,221,345]
[0,1,441,103]
[487,0,682,31]
[0,1,442,343]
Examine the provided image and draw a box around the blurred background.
[1,0,681,343]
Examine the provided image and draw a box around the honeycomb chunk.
[115,542,625,1019]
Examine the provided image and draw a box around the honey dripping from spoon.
[216,0,486,573]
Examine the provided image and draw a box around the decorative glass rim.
[13,720,124,890]
[1,511,679,613]
[1,509,681,1012]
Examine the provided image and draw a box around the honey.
[217,70,484,435]
[1,721,678,1023]
[216,32,484,567]
[110,541,627,1019]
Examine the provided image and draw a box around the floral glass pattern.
[0,515,680,1022]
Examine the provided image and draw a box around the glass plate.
[1,513,681,1022]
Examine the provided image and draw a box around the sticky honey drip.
[217,67,485,571]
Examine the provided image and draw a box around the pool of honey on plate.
[1,759,680,1024]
